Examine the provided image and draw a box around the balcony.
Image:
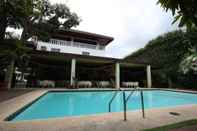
[48,39,105,50]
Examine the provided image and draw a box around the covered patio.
[24,50,152,89]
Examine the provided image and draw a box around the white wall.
[36,41,106,57]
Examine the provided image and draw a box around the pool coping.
[2,104,197,131]
[6,103,197,124]
[2,88,197,122]
[3,88,135,121]
[4,91,48,121]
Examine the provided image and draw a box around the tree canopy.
[0,0,80,41]
[126,30,190,69]
[0,0,80,88]
[126,29,197,87]
[157,0,197,29]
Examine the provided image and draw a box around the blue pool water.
[11,90,197,121]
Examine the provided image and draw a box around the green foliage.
[179,28,197,74]
[180,51,197,74]
[0,0,80,40]
[0,38,31,71]
[142,119,197,131]
[32,2,81,41]
[126,29,197,87]
[0,0,80,88]
[0,0,42,39]
[128,30,189,71]
[157,0,197,29]
[0,36,32,88]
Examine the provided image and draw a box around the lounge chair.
[77,81,92,88]
[98,81,110,88]
[122,82,139,88]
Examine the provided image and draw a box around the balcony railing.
[48,39,105,50]
[50,39,71,46]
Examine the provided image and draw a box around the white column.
[70,58,76,86]
[71,37,74,46]
[96,44,99,50]
[146,65,152,88]
[115,62,120,89]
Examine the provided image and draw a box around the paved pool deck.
[0,88,197,131]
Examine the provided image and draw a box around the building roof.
[51,29,114,46]
[31,50,120,64]
[30,50,148,68]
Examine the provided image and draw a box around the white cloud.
[52,0,178,58]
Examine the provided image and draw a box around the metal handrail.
[108,91,118,112]
[140,90,145,118]
[123,88,138,121]
[123,88,145,121]
[125,88,137,102]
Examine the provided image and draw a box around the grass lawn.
[142,119,197,131]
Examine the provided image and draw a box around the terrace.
[48,38,105,50]
[25,50,152,89]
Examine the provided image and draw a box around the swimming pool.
[9,90,197,121]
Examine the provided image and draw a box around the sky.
[8,0,178,58]
[49,0,178,58]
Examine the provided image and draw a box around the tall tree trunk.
[0,1,8,40]
[167,77,172,88]
[5,60,15,89]
[21,20,28,41]
[0,16,7,40]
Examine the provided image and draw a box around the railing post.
[109,92,118,112]
[140,90,145,118]
[123,91,127,121]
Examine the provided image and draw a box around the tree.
[32,3,80,41]
[157,0,197,29]
[0,0,80,88]
[126,29,197,88]
[0,0,41,40]
[0,0,80,40]
[180,28,197,74]
[0,36,31,89]
[20,1,81,41]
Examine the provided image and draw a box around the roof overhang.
[51,29,114,46]
[30,51,150,68]
[30,50,120,64]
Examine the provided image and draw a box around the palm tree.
[157,0,197,29]
[0,35,32,89]
[180,46,197,74]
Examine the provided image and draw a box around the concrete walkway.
[0,89,34,103]
[0,89,197,131]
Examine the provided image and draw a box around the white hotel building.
[25,29,152,88]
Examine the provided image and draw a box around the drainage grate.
[169,112,181,116]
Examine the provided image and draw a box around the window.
[98,45,105,50]
[82,51,90,56]
[51,48,60,52]
[41,46,47,51]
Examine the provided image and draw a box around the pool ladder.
[108,91,118,112]
[108,88,145,121]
